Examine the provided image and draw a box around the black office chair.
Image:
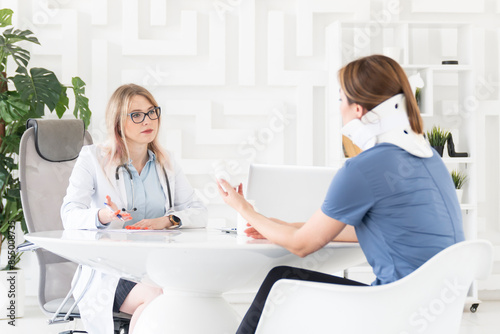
[19,118,130,334]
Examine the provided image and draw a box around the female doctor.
[218,54,465,334]
[61,83,207,334]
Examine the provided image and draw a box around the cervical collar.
[341,94,433,158]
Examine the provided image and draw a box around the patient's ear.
[355,104,367,119]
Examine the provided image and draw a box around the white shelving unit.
[326,21,479,310]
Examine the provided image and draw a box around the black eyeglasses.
[127,106,161,124]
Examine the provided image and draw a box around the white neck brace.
[341,94,432,158]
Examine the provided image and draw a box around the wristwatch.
[169,215,182,228]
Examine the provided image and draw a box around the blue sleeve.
[320,162,375,226]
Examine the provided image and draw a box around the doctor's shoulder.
[73,144,98,164]
[78,143,99,157]
[74,144,112,172]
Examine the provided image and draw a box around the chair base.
[133,292,239,334]
[114,316,130,334]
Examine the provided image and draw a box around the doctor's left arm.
[168,160,207,228]
[61,147,104,230]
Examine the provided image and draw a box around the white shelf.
[460,204,477,211]
[402,64,472,71]
[442,157,474,164]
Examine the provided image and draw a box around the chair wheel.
[470,303,479,313]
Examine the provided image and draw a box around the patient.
[61,84,207,334]
[218,54,465,334]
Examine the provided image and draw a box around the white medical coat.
[61,145,207,334]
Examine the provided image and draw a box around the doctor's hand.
[98,195,132,224]
[127,217,170,230]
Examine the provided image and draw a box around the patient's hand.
[244,218,290,239]
[217,179,251,213]
[244,223,266,239]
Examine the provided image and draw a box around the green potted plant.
[0,8,91,271]
[450,169,467,203]
[1,8,91,320]
[426,126,449,157]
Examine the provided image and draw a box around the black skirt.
[113,278,137,313]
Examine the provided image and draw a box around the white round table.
[26,229,365,334]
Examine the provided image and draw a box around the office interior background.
[0,0,499,304]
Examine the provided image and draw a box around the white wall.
[2,0,499,296]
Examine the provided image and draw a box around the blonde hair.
[338,55,424,134]
[104,83,170,168]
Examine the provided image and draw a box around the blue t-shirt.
[321,144,464,285]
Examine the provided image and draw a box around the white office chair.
[254,240,493,334]
[19,119,130,334]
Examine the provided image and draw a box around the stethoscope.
[115,163,173,214]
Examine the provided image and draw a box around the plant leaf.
[0,154,9,189]
[12,67,62,116]
[426,126,449,146]
[0,132,22,155]
[56,86,69,118]
[2,27,40,45]
[0,8,13,28]
[0,28,39,69]
[0,91,30,123]
[0,115,34,155]
[71,77,92,128]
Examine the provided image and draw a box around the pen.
[103,202,124,221]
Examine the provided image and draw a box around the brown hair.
[105,83,170,168]
[338,55,424,134]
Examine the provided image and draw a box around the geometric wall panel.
[3,0,499,233]
[411,0,485,13]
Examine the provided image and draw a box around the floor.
[1,296,499,333]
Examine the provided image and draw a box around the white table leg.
[134,291,240,334]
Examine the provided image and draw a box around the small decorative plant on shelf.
[451,169,467,203]
[0,8,91,271]
[415,87,422,108]
[408,72,424,109]
[426,126,450,157]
